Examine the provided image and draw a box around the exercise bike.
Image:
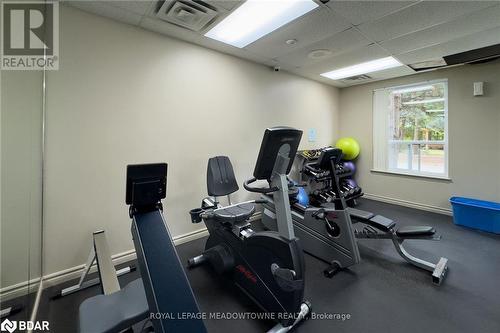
[188,127,311,332]
[261,147,361,278]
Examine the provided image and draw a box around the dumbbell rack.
[297,148,363,208]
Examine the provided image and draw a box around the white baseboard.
[363,193,453,216]
[173,227,209,245]
[0,277,44,302]
[42,249,138,289]
[0,227,209,302]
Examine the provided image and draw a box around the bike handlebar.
[243,177,279,194]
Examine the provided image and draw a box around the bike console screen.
[253,127,302,180]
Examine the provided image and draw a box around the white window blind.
[372,80,448,178]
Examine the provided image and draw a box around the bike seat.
[214,203,255,225]
[396,226,435,237]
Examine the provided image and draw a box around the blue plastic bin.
[450,197,500,234]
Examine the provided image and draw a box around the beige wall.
[0,71,43,291]
[43,7,340,276]
[339,60,500,210]
[5,4,500,290]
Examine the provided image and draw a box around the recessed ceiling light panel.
[205,0,319,48]
[320,56,403,80]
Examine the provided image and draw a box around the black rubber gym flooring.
[33,199,500,332]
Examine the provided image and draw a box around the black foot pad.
[396,226,435,237]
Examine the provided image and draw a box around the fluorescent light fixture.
[392,85,433,94]
[205,0,318,48]
[320,57,402,80]
[402,98,445,105]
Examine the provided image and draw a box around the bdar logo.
[0,319,49,332]
[0,319,17,333]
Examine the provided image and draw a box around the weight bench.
[79,279,149,333]
[347,207,448,285]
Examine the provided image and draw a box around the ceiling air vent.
[340,74,372,83]
[410,44,500,72]
[409,59,447,71]
[156,0,219,32]
[444,43,500,65]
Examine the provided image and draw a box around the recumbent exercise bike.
[188,127,311,333]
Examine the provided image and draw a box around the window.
[373,80,448,178]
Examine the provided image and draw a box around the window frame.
[372,79,449,179]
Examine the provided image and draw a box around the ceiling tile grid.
[65,0,500,87]
[297,43,391,75]
[209,0,244,11]
[68,1,144,25]
[245,6,352,59]
[367,65,416,81]
[139,15,278,67]
[357,0,498,43]
[396,25,500,65]
[381,4,500,55]
[276,28,373,68]
[101,0,154,16]
[326,0,418,26]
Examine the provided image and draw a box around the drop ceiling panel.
[276,28,372,68]
[396,26,500,65]
[358,1,498,42]
[140,15,201,43]
[245,7,351,59]
[68,1,143,25]
[209,0,243,11]
[366,65,415,81]
[382,4,500,55]
[101,0,154,16]
[298,44,391,75]
[66,1,500,88]
[326,0,417,26]
[139,16,277,67]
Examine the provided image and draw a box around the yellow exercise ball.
[335,137,360,160]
